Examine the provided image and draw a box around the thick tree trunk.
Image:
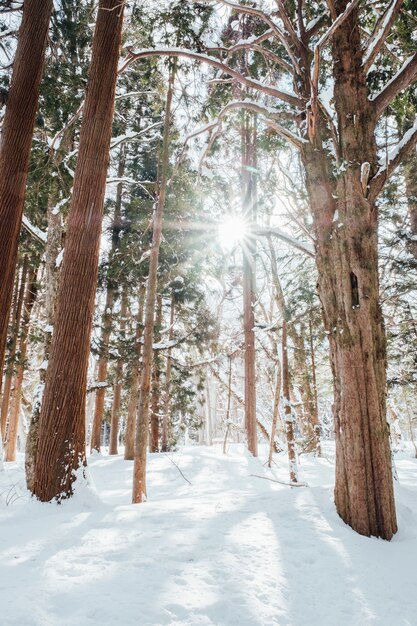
[303,7,397,539]
[161,295,175,452]
[91,148,125,453]
[149,295,162,453]
[5,267,38,462]
[109,287,128,455]
[1,257,28,442]
[132,65,175,503]
[124,284,145,460]
[0,0,53,382]
[32,0,124,502]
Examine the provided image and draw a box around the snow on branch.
[371,52,417,116]
[370,117,417,200]
[21,216,47,245]
[255,226,315,257]
[363,0,404,73]
[120,48,305,109]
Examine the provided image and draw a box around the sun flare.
[218,215,247,251]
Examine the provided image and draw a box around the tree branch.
[255,226,315,257]
[372,52,417,116]
[195,0,302,73]
[121,47,305,109]
[369,118,417,200]
[363,0,404,73]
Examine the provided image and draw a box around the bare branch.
[121,47,305,109]
[255,226,315,257]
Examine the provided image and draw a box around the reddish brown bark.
[133,65,175,503]
[5,266,38,462]
[303,6,396,538]
[109,287,128,455]
[32,0,124,502]
[0,0,53,383]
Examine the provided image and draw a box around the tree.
[32,0,124,502]
[122,0,417,539]
[0,0,53,385]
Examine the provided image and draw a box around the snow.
[377,117,417,175]
[21,216,47,244]
[1,444,417,625]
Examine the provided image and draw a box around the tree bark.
[0,0,53,384]
[5,266,38,462]
[132,64,175,503]
[32,0,124,502]
[109,286,128,455]
[303,6,397,538]
[124,284,145,460]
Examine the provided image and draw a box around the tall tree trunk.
[149,295,162,453]
[242,113,257,457]
[282,321,297,483]
[303,7,396,538]
[1,257,28,442]
[91,147,125,453]
[109,286,128,455]
[132,64,175,503]
[32,0,124,502]
[5,266,38,462]
[0,0,53,383]
[161,295,175,452]
[124,284,145,460]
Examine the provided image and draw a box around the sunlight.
[218,215,248,251]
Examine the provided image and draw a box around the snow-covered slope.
[0,445,416,625]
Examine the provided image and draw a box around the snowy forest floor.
[0,444,417,625]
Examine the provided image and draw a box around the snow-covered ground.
[0,444,416,625]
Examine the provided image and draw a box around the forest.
[0,0,417,624]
